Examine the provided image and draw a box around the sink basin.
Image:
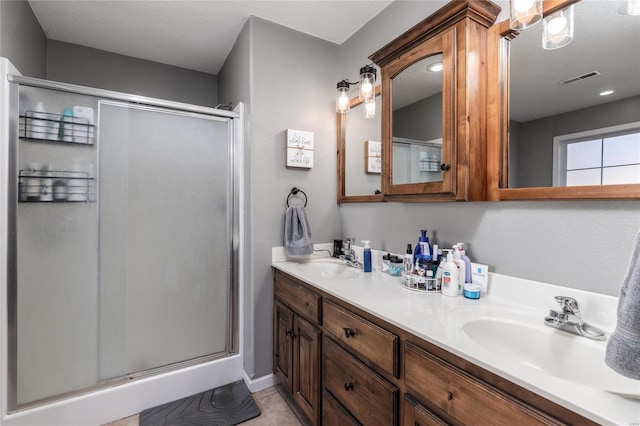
[292,259,361,280]
[447,307,640,398]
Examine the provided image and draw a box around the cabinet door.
[273,299,294,393]
[293,315,321,425]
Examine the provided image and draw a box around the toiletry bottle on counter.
[441,250,459,297]
[414,230,427,262]
[362,240,372,272]
[453,245,466,295]
[404,244,413,273]
[456,242,473,283]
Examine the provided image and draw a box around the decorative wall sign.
[286,129,314,169]
[365,140,381,174]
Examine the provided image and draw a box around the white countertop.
[272,244,640,426]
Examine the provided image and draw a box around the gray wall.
[514,95,640,187]
[218,17,341,378]
[0,0,46,78]
[338,0,640,298]
[47,40,218,107]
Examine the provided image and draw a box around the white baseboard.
[242,371,278,393]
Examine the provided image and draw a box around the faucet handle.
[554,296,580,316]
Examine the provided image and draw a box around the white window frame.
[552,121,640,187]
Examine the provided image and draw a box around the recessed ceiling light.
[427,62,443,72]
[600,90,614,96]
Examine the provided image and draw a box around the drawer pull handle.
[344,382,354,391]
[447,391,454,401]
[286,330,292,337]
[343,328,356,338]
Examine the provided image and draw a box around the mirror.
[338,87,383,203]
[490,0,640,199]
[392,54,444,185]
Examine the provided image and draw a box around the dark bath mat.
[139,380,261,426]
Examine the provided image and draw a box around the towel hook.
[287,187,307,207]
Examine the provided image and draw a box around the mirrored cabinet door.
[383,32,454,196]
[371,0,500,201]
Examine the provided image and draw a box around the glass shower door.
[97,101,232,381]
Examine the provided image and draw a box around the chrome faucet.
[339,237,362,269]
[544,296,606,341]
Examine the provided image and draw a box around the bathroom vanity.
[272,251,639,426]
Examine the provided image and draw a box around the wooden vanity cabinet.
[273,272,322,425]
[273,269,598,426]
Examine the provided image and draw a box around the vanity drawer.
[403,394,447,426]
[323,337,398,426]
[322,389,361,426]
[274,272,321,325]
[404,342,560,426]
[323,299,399,377]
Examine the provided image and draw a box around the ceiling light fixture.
[542,5,574,50]
[628,0,640,15]
[600,90,614,96]
[427,62,443,72]
[510,0,543,30]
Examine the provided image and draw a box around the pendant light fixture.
[510,0,543,30]
[359,64,377,102]
[542,5,574,50]
[336,80,351,113]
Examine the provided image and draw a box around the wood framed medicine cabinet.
[486,0,640,201]
[370,0,500,202]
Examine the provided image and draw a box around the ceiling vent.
[561,70,602,85]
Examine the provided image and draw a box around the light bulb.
[546,16,567,35]
[364,99,376,119]
[338,93,349,109]
[629,0,640,15]
[361,79,373,97]
[427,62,443,72]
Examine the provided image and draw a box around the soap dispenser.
[452,245,466,295]
[414,230,431,262]
[362,240,372,272]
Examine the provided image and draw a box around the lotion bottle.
[441,250,459,297]
[456,242,473,283]
[452,245,466,294]
[362,240,372,272]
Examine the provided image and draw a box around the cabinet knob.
[343,328,356,338]
[447,391,454,401]
[440,163,451,171]
[344,382,354,391]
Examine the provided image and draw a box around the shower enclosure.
[3,74,240,414]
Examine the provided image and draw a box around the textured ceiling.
[28,0,394,75]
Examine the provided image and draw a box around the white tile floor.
[104,386,302,426]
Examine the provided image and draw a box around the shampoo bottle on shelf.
[441,250,459,297]
[452,245,466,294]
[456,242,473,283]
[362,240,372,272]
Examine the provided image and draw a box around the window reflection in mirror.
[344,94,381,197]
[391,54,444,185]
[508,1,640,188]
